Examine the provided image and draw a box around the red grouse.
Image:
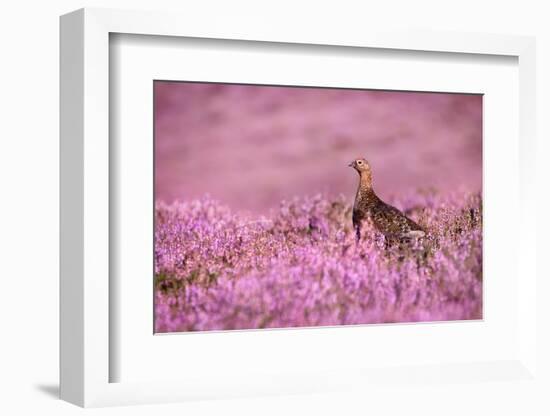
[349,158,425,243]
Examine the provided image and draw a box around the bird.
[349,157,425,244]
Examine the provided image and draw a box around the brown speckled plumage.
[349,158,425,243]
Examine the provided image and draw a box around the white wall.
[1,1,548,415]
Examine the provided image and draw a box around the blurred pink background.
[155,82,482,214]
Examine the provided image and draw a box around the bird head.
[348,157,371,174]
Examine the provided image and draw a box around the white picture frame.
[60,7,540,408]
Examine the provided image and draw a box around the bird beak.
[348,161,354,168]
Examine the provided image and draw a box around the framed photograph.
[60,8,540,408]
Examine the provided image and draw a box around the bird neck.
[358,171,373,191]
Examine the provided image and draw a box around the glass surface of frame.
[110,32,521,385]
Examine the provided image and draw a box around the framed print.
[60,7,541,409]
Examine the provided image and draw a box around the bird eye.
[357,160,362,165]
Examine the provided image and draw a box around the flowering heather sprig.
[154,191,482,332]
